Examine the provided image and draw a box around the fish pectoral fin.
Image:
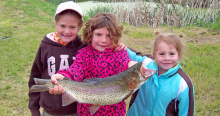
[62,91,76,106]
[90,104,100,115]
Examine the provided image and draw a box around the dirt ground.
[185,31,220,44]
[122,27,220,54]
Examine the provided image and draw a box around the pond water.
[77,1,157,15]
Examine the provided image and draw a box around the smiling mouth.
[63,35,72,38]
[163,63,171,65]
[99,45,109,48]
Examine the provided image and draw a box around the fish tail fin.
[30,85,50,92]
[34,78,50,85]
[30,78,52,92]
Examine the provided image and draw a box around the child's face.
[91,27,112,52]
[153,41,180,74]
[55,13,82,44]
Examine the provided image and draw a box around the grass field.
[0,0,219,115]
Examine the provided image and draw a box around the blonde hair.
[153,32,183,58]
[83,12,123,47]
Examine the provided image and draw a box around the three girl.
[48,9,195,115]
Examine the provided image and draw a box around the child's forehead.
[93,27,109,33]
[157,41,177,50]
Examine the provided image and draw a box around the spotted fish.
[30,61,156,115]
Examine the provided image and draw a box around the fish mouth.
[140,65,156,80]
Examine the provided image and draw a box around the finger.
[53,85,58,95]
[58,85,63,94]
[49,88,54,94]
[123,46,127,50]
[116,42,127,51]
[62,88,65,94]
[51,75,58,85]
[116,43,123,51]
[58,85,65,94]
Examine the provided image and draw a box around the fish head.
[127,62,156,91]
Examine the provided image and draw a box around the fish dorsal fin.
[83,78,101,85]
[62,91,77,106]
[90,104,100,115]
[63,77,72,81]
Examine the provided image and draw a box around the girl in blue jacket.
[127,33,195,116]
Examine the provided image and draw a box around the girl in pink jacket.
[50,12,133,116]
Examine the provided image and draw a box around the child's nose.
[165,55,170,60]
[101,36,108,42]
[64,28,71,33]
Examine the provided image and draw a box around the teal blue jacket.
[127,48,195,116]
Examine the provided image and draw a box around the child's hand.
[51,74,65,85]
[128,61,138,68]
[49,74,65,95]
[115,42,127,51]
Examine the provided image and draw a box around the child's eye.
[170,53,175,55]
[96,33,101,36]
[159,53,164,55]
[60,25,65,28]
[71,26,75,29]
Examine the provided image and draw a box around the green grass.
[181,44,220,115]
[0,0,54,115]
[0,0,219,115]
[128,30,155,39]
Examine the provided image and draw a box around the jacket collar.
[42,34,83,48]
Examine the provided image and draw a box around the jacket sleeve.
[28,46,43,116]
[127,48,146,62]
[58,50,85,82]
[178,81,195,116]
[178,88,191,116]
[177,69,195,116]
[119,49,131,71]
[127,47,154,59]
[127,48,153,65]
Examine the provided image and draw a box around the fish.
[30,61,156,115]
